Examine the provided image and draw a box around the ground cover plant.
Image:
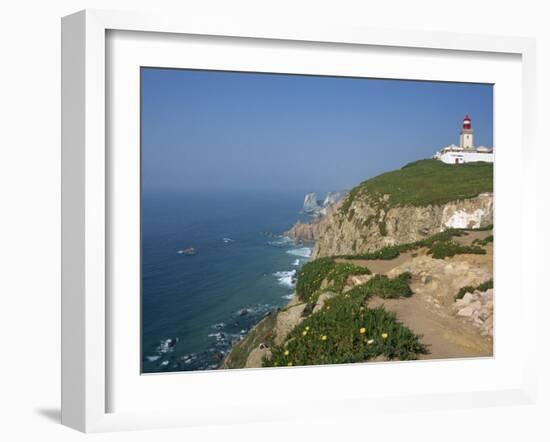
[338,228,486,261]
[263,272,427,367]
[472,234,493,246]
[296,258,371,304]
[455,279,494,300]
[340,159,493,212]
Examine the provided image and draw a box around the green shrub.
[348,273,413,299]
[263,299,427,367]
[340,228,491,262]
[473,235,493,246]
[428,241,486,259]
[296,258,371,303]
[264,265,425,367]
[296,258,335,302]
[339,228,466,261]
[455,279,493,300]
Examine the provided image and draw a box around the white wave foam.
[281,293,294,300]
[273,270,296,288]
[286,247,312,258]
[157,338,178,353]
[146,355,161,362]
[267,236,293,246]
[234,304,273,318]
[291,259,300,266]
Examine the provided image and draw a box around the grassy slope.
[342,159,493,211]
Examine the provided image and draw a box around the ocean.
[141,189,313,373]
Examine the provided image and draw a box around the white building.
[434,115,494,164]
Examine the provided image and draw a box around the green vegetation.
[296,258,371,304]
[427,240,485,259]
[473,234,493,246]
[346,272,413,299]
[340,159,493,212]
[263,273,427,367]
[455,279,494,300]
[338,228,487,261]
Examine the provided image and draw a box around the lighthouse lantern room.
[459,114,474,149]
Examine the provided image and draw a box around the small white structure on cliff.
[434,115,494,164]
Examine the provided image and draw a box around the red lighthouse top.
[463,114,472,130]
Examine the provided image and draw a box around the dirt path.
[369,293,492,360]
[340,238,494,360]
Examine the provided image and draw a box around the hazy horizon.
[141,68,493,193]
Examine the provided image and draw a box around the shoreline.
[219,235,313,370]
[219,291,300,369]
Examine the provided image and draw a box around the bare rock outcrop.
[453,289,494,337]
[311,193,493,259]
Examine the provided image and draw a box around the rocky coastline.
[222,160,494,369]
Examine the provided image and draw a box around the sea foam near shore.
[273,270,296,288]
[286,247,312,258]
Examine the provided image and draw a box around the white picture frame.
[61,9,537,433]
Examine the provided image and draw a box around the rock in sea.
[178,247,197,255]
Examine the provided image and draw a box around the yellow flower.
[360,306,365,312]
[326,306,331,310]
[305,326,310,331]
[381,333,388,339]
[302,330,308,336]
[367,339,374,345]
[287,362,293,366]
[321,335,328,341]
[359,327,366,334]
[284,350,289,356]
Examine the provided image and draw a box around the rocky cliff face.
[285,198,341,242]
[322,191,346,207]
[301,192,321,213]
[284,221,320,242]
[311,192,493,259]
[286,191,348,241]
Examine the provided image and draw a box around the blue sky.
[141,68,493,194]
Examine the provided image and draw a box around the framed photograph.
[61,9,537,432]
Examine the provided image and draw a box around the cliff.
[222,159,494,369]
[223,225,494,369]
[312,192,493,258]
[311,159,493,258]
[286,191,346,241]
[301,192,321,214]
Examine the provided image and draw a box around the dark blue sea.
[141,189,313,373]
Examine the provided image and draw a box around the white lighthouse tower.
[434,115,494,164]
[459,114,474,150]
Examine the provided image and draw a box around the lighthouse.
[459,114,474,150]
[433,115,493,164]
